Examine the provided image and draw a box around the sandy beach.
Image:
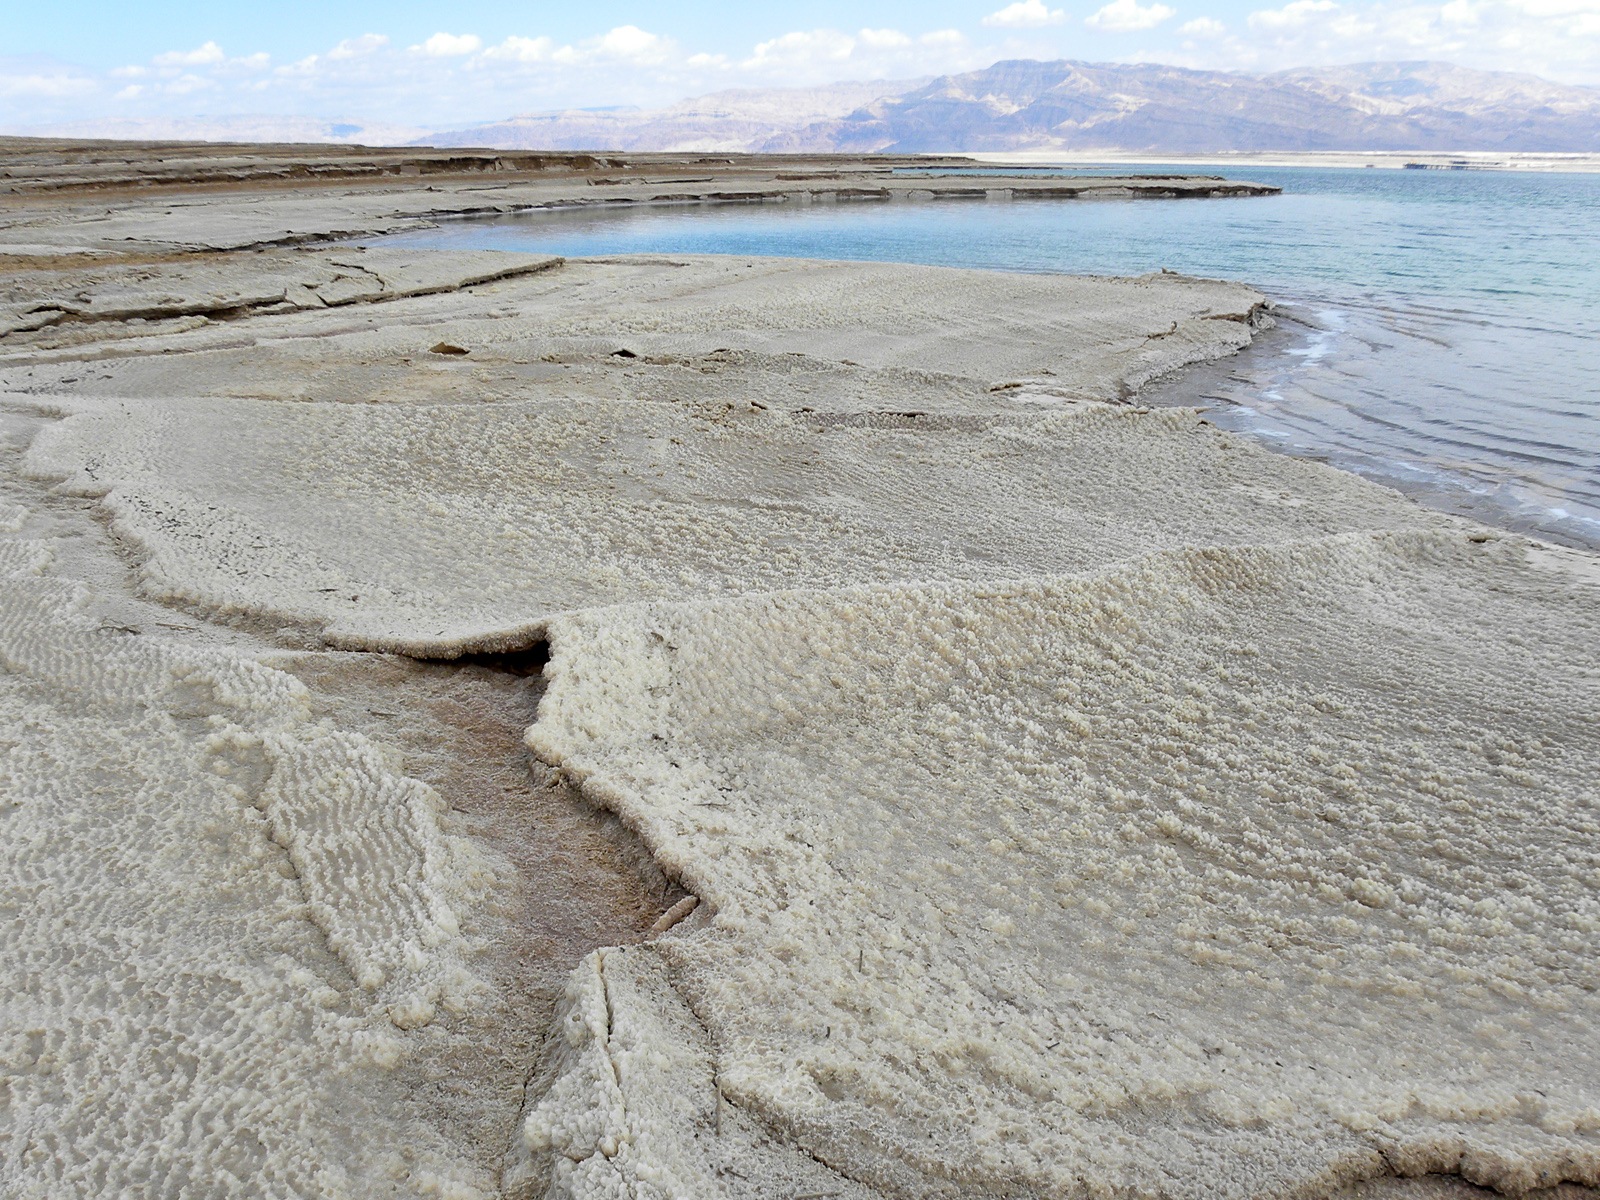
[1,141,1596,1200]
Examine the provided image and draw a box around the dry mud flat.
[0,143,1596,1200]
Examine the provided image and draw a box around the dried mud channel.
[0,395,687,1194]
[276,649,690,1180]
[0,140,1596,1200]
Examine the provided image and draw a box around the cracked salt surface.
[0,537,498,1197]
[3,242,1598,1200]
[525,533,1600,1198]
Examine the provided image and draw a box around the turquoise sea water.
[377,167,1600,548]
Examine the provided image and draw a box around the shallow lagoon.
[382,165,1600,547]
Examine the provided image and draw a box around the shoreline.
[0,139,1278,260]
[1,142,1597,1200]
[360,171,1599,559]
[1142,301,1600,555]
[960,148,1600,173]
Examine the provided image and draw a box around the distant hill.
[426,60,1599,154]
[419,79,927,153]
[760,60,1600,153]
[12,60,1595,154]
[5,115,431,146]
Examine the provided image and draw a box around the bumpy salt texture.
[28,399,1420,658]
[10,252,1599,1199]
[0,536,494,1197]
[525,532,1600,1198]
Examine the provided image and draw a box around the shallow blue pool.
[376,165,1600,547]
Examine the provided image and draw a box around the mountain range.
[421,80,926,155]
[8,60,1596,154]
[423,60,1600,154]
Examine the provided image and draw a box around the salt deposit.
[21,257,1373,657]
[522,533,1600,1197]
[0,532,497,1196]
[1,145,1596,1199]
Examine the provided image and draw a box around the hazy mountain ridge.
[1271,61,1600,118]
[4,114,432,146]
[760,60,1600,153]
[418,80,927,153]
[8,60,1594,153]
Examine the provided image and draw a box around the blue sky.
[2,0,1596,130]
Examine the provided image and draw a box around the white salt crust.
[17,258,1282,657]
[523,533,1600,1199]
[26,400,1420,659]
[6,251,1599,1199]
[0,247,562,342]
[0,533,496,1196]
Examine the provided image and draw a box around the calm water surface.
[379,167,1600,548]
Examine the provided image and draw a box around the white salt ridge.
[26,399,1421,659]
[0,528,496,1195]
[17,259,1286,656]
[6,248,1599,1199]
[521,532,1600,1199]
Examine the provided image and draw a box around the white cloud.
[1498,0,1600,33]
[164,73,215,95]
[743,29,858,69]
[1180,16,1230,34]
[983,0,1068,26]
[1087,0,1180,30]
[592,25,671,62]
[1207,0,1600,74]
[1248,0,1340,27]
[0,72,97,98]
[859,27,914,48]
[481,36,556,63]
[328,34,388,60]
[502,26,676,67]
[153,42,227,67]
[144,44,269,78]
[114,84,143,100]
[1503,0,1600,15]
[732,25,978,83]
[413,32,482,57]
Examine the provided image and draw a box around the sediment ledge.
[0,142,1592,1200]
[0,140,1278,258]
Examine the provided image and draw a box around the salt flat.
[0,142,1594,1200]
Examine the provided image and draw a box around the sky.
[2,0,1597,132]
